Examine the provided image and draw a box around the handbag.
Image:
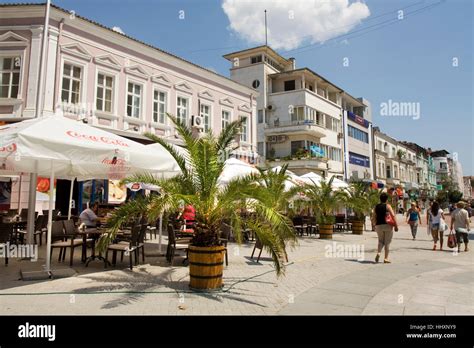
[447,229,457,249]
[439,218,448,232]
[385,213,396,227]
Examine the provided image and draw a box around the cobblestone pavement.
[0,215,472,315]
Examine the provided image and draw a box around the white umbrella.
[125,182,160,192]
[217,157,259,187]
[300,172,323,186]
[0,115,180,274]
[329,177,349,189]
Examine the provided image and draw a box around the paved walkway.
[0,215,472,315]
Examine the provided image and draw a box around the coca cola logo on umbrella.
[0,143,17,153]
[66,131,130,147]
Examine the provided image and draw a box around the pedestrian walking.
[450,202,470,252]
[406,202,422,240]
[426,201,445,251]
[372,192,398,264]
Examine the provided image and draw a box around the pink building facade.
[0,3,257,211]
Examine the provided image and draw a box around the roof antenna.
[264,9,268,46]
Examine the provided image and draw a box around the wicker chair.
[0,222,13,265]
[106,225,144,270]
[50,220,83,266]
[166,224,190,266]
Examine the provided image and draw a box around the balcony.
[264,119,327,138]
[267,156,329,173]
[386,177,400,186]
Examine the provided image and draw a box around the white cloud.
[222,0,370,50]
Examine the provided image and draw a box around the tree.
[302,177,344,225]
[98,113,295,274]
[342,182,380,221]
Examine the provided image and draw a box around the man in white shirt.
[450,202,470,252]
[79,202,99,228]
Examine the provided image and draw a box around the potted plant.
[342,182,380,235]
[99,114,294,290]
[303,177,343,239]
[268,147,276,160]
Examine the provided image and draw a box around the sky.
[11,0,473,174]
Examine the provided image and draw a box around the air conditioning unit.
[277,135,287,142]
[191,115,204,130]
[267,136,277,143]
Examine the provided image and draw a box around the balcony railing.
[265,119,325,128]
[264,119,327,138]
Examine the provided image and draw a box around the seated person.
[79,202,99,228]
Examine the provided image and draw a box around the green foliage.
[448,190,463,204]
[99,113,295,275]
[342,182,380,221]
[301,177,344,225]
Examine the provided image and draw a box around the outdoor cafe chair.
[292,216,307,236]
[106,225,143,270]
[0,222,13,266]
[50,220,83,266]
[220,223,231,266]
[33,215,45,246]
[166,224,190,266]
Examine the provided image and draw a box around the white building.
[341,94,373,181]
[224,45,371,179]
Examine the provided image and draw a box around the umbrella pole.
[67,179,74,219]
[44,162,55,275]
[158,212,163,253]
[17,174,22,213]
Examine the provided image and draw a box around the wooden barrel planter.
[188,245,225,291]
[319,224,333,239]
[352,220,364,235]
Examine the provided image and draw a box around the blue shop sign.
[349,152,370,167]
[347,111,369,128]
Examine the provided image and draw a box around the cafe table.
[76,227,111,267]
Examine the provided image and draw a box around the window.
[96,74,113,113]
[240,116,248,142]
[386,165,391,179]
[0,57,20,98]
[200,103,211,131]
[221,110,231,129]
[61,63,82,104]
[348,125,369,143]
[252,79,260,89]
[325,115,340,132]
[250,55,262,64]
[257,142,264,156]
[258,109,264,124]
[127,82,142,118]
[284,80,295,91]
[291,140,305,156]
[177,96,189,124]
[153,90,167,123]
[291,106,305,122]
[393,165,398,178]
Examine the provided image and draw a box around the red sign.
[66,131,130,147]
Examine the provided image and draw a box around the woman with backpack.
[372,192,398,263]
[426,201,445,251]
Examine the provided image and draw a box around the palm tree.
[342,182,380,234]
[98,113,295,276]
[303,177,343,224]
